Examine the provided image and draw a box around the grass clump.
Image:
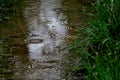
[0,0,20,9]
[0,0,24,21]
[0,37,14,79]
[70,0,120,79]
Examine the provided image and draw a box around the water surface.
[13,0,68,80]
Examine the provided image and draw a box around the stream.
[0,0,89,80]
[0,0,68,79]
[13,0,68,80]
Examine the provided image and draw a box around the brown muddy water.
[0,0,90,80]
[17,0,68,80]
[1,0,68,80]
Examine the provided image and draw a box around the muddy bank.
[61,0,92,80]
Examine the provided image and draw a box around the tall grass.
[0,0,19,8]
[0,0,24,79]
[0,0,24,20]
[0,37,14,79]
[70,0,120,79]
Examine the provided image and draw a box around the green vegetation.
[0,0,24,79]
[0,37,14,79]
[0,0,21,9]
[0,0,24,21]
[70,0,120,79]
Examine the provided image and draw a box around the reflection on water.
[14,0,68,80]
